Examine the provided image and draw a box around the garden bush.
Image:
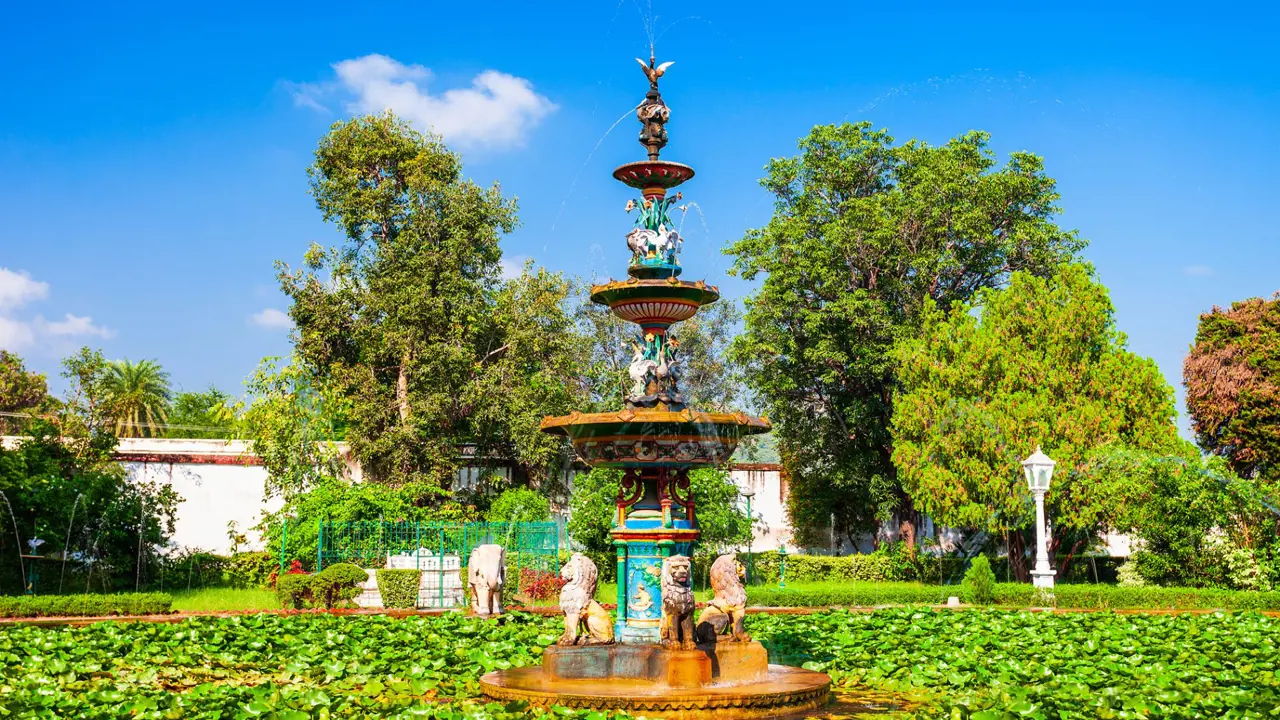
[961,555,996,604]
[311,563,368,609]
[745,580,1280,610]
[0,592,172,618]
[741,546,939,585]
[226,551,278,589]
[376,569,421,609]
[276,574,312,609]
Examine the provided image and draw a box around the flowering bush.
[518,568,562,601]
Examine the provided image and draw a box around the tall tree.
[280,112,579,495]
[727,123,1084,549]
[1184,293,1280,489]
[0,350,47,434]
[101,359,172,438]
[892,264,1180,579]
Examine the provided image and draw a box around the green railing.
[316,521,560,608]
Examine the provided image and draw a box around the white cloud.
[36,313,114,339]
[0,316,35,350]
[0,269,112,352]
[1184,265,1215,277]
[500,255,531,280]
[0,268,49,310]
[249,308,293,330]
[294,54,556,151]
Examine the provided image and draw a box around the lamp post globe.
[1021,446,1056,590]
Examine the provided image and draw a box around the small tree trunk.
[897,504,919,557]
[1007,529,1031,583]
[396,360,410,422]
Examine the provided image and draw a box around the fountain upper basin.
[540,408,770,468]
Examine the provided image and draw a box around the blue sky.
[1,1,1276,435]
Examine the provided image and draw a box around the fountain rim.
[540,408,771,436]
[589,277,720,306]
[612,160,696,191]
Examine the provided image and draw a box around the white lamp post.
[740,487,756,584]
[1022,446,1056,589]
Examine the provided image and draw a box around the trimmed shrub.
[747,584,951,607]
[376,569,421,609]
[0,593,172,618]
[276,574,312,609]
[745,581,1280,611]
[961,556,997,605]
[311,563,367,609]
[740,548,939,585]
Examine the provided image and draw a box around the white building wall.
[731,465,791,551]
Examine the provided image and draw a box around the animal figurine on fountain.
[468,544,506,617]
[558,553,615,646]
[658,555,696,650]
[624,193,685,269]
[696,553,751,643]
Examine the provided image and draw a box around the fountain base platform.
[480,642,831,718]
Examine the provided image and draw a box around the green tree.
[54,347,112,440]
[1184,294,1280,490]
[486,487,552,524]
[0,422,180,593]
[727,123,1083,549]
[239,356,347,500]
[166,387,236,439]
[279,113,579,495]
[101,359,172,438]
[0,350,48,434]
[892,264,1179,580]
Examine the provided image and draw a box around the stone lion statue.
[696,553,750,643]
[658,555,696,649]
[558,553,614,646]
[467,544,505,617]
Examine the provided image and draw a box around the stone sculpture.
[658,555,696,649]
[558,553,615,645]
[468,544,506,617]
[695,553,751,643]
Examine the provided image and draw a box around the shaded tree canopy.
[893,264,1180,575]
[279,113,580,498]
[726,122,1084,547]
[1184,293,1280,488]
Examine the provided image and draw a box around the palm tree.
[102,359,172,438]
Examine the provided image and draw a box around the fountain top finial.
[634,56,673,161]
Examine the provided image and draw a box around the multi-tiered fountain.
[479,57,831,718]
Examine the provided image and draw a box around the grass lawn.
[169,587,278,613]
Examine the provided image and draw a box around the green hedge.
[745,582,1280,610]
[740,550,941,584]
[0,593,173,618]
[376,569,421,609]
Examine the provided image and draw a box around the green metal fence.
[316,521,560,608]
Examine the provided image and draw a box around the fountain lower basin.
[480,641,831,718]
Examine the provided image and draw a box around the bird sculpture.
[636,57,674,90]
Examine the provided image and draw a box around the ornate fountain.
[480,55,831,718]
